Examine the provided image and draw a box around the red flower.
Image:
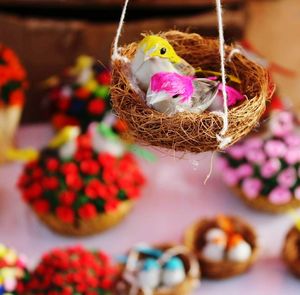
[57,98,70,111]
[80,159,100,175]
[78,204,97,220]
[75,87,90,100]
[85,179,102,199]
[46,158,59,172]
[59,191,76,205]
[61,162,78,175]
[98,153,116,168]
[33,199,50,214]
[42,176,59,190]
[97,71,111,85]
[56,206,75,223]
[104,199,120,213]
[77,134,91,149]
[88,99,105,115]
[66,174,83,191]
[24,183,43,201]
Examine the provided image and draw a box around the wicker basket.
[113,244,200,295]
[35,200,134,236]
[232,186,300,214]
[184,216,258,279]
[111,30,272,153]
[282,226,300,278]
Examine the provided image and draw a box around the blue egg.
[142,258,160,271]
[164,257,184,270]
[137,246,163,258]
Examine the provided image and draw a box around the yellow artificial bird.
[131,35,195,91]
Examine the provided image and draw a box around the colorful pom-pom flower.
[219,111,300,213]
[24,246,117,294]
[17,125,146,236]
[0,243,29,294]
[46,55,115,132]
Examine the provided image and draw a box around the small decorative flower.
[269,111,295,137]
[260,158,281,178]
[241,178,262,199]
[277,167,297,188]
[223,168,240,186]
[246,149,266,164]
[269,187,292,204]
[284,133,300,147]
[264,140,287,158]
[244,137,263,149]
[284,148,300,165]
[227,145,245,160]
[236,164,253,178]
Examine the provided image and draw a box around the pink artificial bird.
[146,72,244,115]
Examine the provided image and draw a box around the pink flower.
[284,148,300,165]
[245,137,263,149]
[241,178,262,199]
[277,168,297,188]
[246,149,266,164]
[223,168,239,186]
[217,157,229,170]
[264,140,287,158]
[227,145,245,160]
[261,158,281,178]
[237,164,253,178]
[269,186,292,204]
[284,133,300,147]
[294,187,300,200]
[270,111,295,137]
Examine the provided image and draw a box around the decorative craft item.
[17,125,146,236]
[24,246,117,294]
[0,243,29,294]
[282,215,300,278]
[184,215,257,279]
[46,55,117,132]
[110,0,272,153]
[114,244,200,295]
[219,111,300,213]
[0,44,27,162]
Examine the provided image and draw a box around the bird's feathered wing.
[190,78,220,112]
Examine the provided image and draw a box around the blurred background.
[0,0,297,123]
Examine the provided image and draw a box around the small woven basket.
[114,244,200,295]
[184,216,258,279]
[282,226,300,278]
[35,201,133,236]
[111,30,272,153]
[232,186,300,214]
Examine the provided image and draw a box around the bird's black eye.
[172,94,180,99]
[160,47,167,55]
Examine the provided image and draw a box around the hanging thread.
[215,0,231,148]
[112,0,130,61]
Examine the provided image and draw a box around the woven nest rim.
[111,30,273,153]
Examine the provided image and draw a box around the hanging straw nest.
[111,30,273,153]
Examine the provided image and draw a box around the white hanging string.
[112,0,130,61]
[215,0,231,148]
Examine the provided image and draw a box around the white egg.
[201,243,225,262]
[205,228,227,243]
[162,268,185,287]
[227,240,252,262]
[138,268,161,290]
[58,139,77,159]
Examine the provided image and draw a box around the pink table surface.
[0,124,299,295]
